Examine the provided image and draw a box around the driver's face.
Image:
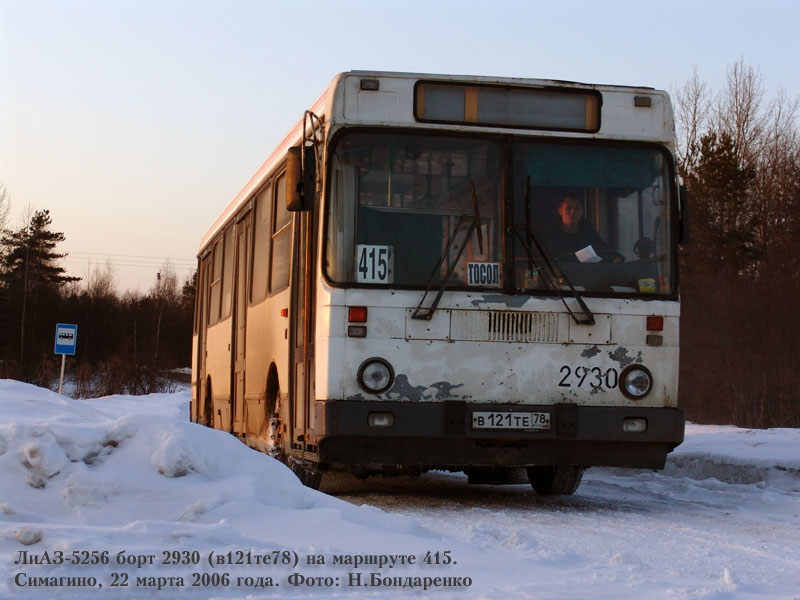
[558,197,583,232]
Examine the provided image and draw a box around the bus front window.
[326,133,675,298]
[513,142,675,296]
[327,133,503,288]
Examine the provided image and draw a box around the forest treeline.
[676,60,800,427]
[1,59,798,426]
[0,199,194,395]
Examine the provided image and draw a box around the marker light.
[357,358,394,394]
[348,326,367,338]
[646,315,664,331]
[349,306,368,323]
[620,365,653,400]
[360,79,380,91]
[368,412,395,427]
[623,417,648,433]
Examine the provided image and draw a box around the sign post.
[54,323,78,395]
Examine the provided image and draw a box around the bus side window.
[192,266,201,334]
[270,174,291,293]
[251,183,272,304]
[208,240,223,325]
[220,226,235,320]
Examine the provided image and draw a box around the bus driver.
[542,196,621,262]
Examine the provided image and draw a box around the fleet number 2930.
[558,365,619,389]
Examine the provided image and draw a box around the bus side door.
[290,209,316,456]
[232,212,251,435]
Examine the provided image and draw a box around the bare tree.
[674,66,711,176]
[0,181,10,282]
[0,179,11,233]
[15,201,35,231]
[152,259,179,365]
[714,58,766,165]
[88,258,118,300]
[751,89,800,275]
[153,259,179,304]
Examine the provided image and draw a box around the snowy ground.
[1,380,798,599]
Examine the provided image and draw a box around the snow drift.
[1,379,798,599]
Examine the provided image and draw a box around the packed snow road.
[324,465,800,599]
[321,424,800,599]
[1,382,799,599]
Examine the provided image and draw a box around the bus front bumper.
[314,400,685,470]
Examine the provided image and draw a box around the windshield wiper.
[412,214,477,320]
[471,181,484,255]
[412,183,483,321]
[514,177,595,326]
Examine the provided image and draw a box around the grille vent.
[451,310,560,343]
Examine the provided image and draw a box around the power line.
[65,251,196,264]
[63,259,195,271]
[64,256,196,267]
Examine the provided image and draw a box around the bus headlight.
[357,358,394,394]
[620,365,652,399]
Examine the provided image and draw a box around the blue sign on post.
[54,323,77,395]
[54,323,78,355]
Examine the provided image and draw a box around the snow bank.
[666,423,800,490]
[2,380,798,599]
[0,381,427,530]
[0,380,435,599]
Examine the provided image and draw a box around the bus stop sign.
[54,323,78,355]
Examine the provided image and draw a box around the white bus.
[192,71,687,494]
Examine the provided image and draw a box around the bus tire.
[526,465,584,495]
[265,367,284,462]
[203,377,213,428]
[289,458,322,490]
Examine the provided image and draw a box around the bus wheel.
[203,377,213,428]
[289,458,323,490]
[265,370,284,462]
[526,466,584,495]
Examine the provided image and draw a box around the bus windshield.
[326,131,675,296]
[513,141,674,295]
[327,132,503,287]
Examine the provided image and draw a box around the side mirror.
[286,145,316,212]
[679,185,690,244]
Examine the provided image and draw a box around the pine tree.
[683,131,758,274]
[0,209,80,374]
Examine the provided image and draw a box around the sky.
[1,0,798,292]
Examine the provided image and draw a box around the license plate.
[472,411,551,430]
